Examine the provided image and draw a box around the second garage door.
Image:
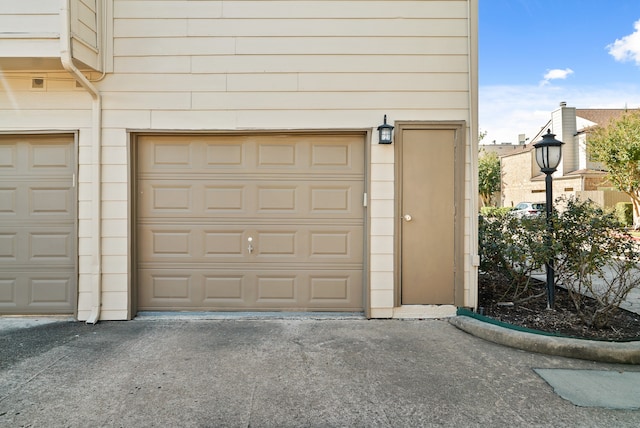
[136,133,365,312]
[0,134,77,315]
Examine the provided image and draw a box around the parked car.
[511,202,545,218]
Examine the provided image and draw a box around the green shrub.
[479,206,513,217]
[479,209,550,300]
[553,197,640,328]
[479,196,640,329]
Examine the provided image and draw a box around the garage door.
[0,135,77,314]
[136,133,365,311]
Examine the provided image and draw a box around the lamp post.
[533,129,564,309]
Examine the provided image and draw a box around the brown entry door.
[400,129,455,304]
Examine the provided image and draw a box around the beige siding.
[1,0,478,319]
[70,0,101,69]
[0,0,60,60]
[72,0,99,49]
[369,142,395,317]
[0,1,59,35]
[0,0,102,71]
[118,17,466,38]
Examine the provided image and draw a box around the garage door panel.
[29,185,74,217]
[0,227,75,265]
[151,143,194,169]
[257,275,297,301]
[29,276,72,305]
[206,143,244,167]
[28,230,74,262]
[205,185,245,211]
[0,187,17,215]
[150,185,193,212]
[138,268,363,311]
[0,233,17,261]
[0,136,74,176]
[0,182,74,219]
[138,180,364,219]
[204,275,244,300]
[258,143,296,167]
[138,135,365,174]
[0,272,75,313]
[136,133,364,311]
[310,185,356,214]
[311,141,362,171]
[139,225,245,260]
[0,277,17,305]
[0,144,17,169]
[138,224,362,264]
[28,144,74,172]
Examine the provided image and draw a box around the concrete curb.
[449,315,640,365]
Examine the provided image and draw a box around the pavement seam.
[0,354,70,403]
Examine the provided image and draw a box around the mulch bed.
[478,273,640,341]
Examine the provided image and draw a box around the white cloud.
[608,19,640,65]
[540,68,574,86]
[479,84,640,145]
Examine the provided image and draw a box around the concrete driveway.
[1,317,640,427]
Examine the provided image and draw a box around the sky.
[479,0,640,144]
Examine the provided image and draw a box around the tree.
[478,149,501,207]
[587,110,640,228]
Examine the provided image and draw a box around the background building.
[501,102,629,209]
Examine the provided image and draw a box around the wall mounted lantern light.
[533,129,564,310]
[377,115,394,144]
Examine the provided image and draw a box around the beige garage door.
[0,135,77,314]
[136,133,365,311]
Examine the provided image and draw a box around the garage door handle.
[247,237,254,254]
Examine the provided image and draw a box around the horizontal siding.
[0,15,59,35]
[235,37,467,55]
[222,1,468,19]
[114,37,235,56]
[189,92,469,110]
[76,91,469,111]
[115,55,469,74]
[297,73,469,92]
[114,36,468,56]
[148,109,468,130]
[114,1,223,18]
[114,1,467,19]
[0,109,92,129]
[0,39,60,58]
[0,92,95,110]
[115,18,467,38]
[0,1,58,14]
[73,0,98,49]
[99,73,227,92]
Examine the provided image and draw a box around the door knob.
[247,237,254,254]
[403,214,412,222]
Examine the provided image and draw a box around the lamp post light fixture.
[377,115,394,144]
[533,129,564,310]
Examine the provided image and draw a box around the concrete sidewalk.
[2,318,640,427]
[532,264,640,316]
